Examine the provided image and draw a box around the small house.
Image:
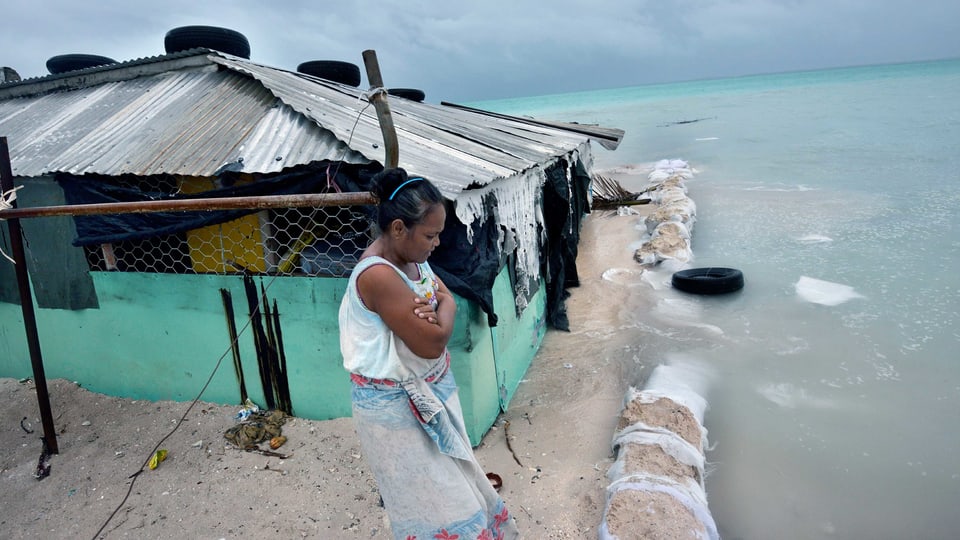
[0,31,622,443]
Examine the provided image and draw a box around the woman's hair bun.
[370,168,410,201]
[368,167,443,231]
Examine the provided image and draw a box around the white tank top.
[338,256,443,380]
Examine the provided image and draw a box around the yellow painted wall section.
[179,176,267,273]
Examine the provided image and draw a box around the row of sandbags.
[599,361,719,539]
[634,159,697,267]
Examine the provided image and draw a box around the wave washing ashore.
[479,58,960,538]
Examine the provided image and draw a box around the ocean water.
[475,59,960,539]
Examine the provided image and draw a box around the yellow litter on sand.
[148,449,168,470]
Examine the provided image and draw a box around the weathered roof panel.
[0,64,366,178]
[211,58,514,195]
[0,50,623,199]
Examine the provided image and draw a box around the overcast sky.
[3,0,958,103]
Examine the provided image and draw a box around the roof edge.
[440,101,624,151]
[0,49,222,100]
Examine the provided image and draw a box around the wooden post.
[100,243,118,270]
[361,50,399,169]
[0,136,59,455]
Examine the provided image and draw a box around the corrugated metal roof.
[0,56,365,179]
[0,50,622,199]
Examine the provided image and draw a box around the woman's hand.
[413,296,439,324]
[413,287,456,324]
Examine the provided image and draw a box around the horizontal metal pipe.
[0,191,376,220]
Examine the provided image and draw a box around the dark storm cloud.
[2,0,958,102]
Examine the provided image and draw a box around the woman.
[339,168,519,539]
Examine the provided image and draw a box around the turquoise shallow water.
[474,59,960,539]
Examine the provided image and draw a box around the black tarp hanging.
[55,158,591,330]
[58,162,378,247]
[540,159,591,331]
[429,205,504,327]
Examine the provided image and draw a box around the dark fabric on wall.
[54,163,509,325]
[11,177,99,309]
[567,159,592,284]
[430,158,592,332]
[540,159,590,331]
[58,162,379,247]
[430,157,592,331]
[429,205,504,327]
[50,157,591,326]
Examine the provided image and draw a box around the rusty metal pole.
[361,50,399,169]
[0,191,377,221]
[0,137,58,454]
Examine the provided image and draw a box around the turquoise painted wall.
[0,268,546,445]
[0,273,353,417]
[490,273,546,411]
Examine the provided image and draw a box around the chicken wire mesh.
[80,205,372,276]
[74,173,373,277]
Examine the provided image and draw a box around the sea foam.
[797,234,833,244]
[795,276,865,306]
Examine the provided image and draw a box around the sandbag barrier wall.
[633,159,696,267]
[600,160,719,538]
[600,363,719,539]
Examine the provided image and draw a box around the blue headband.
[387,177,424,200]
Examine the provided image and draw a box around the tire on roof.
[297,60,362,87]
[387,88,426,102]
[46,54,117,74]
[164,26,251,59]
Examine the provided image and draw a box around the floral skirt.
[351,366,519,539]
